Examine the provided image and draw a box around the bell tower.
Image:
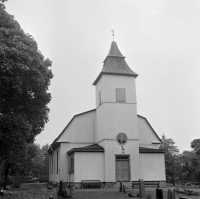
[93,41,139,141]
[93,41,140,182]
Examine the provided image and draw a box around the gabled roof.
[67,144,104,156]
[138,114,162,143]
[47,109,96,154]
[47,109,162,155]
[93,41,138,85]
[139,147,165,153]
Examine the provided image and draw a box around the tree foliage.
[160,135,200,183]
[178,150,199,180]
[191,139,200,156]
[14,143,49,178]
[0,1,52,183]
[160,135,180,184]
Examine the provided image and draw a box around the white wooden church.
[48,40,166,188]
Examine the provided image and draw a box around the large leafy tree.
[191,139,200,156]
[160,135,180,185]
[178,150,199,180]
[0,1,53,183]
[13,143,49,178]
[40,144,49,177]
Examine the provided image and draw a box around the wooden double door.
[116,155,130,182]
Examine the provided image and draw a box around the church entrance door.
[116,155,130,181]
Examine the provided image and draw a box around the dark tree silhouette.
[0,1,53,184]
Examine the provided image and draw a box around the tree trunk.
[4,162,12,186]
[171,174,175,185]
[0,160,5,185]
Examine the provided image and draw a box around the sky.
[5,0,200,153]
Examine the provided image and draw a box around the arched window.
[116,133,128,145]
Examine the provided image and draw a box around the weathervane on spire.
[111,30,114,41]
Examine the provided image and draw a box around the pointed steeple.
[104,41,125,60]
[93,41,138,85]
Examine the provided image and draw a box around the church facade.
[48,41,166,188]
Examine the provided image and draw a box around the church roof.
[93,41,138,85]
[137,115,162,143]
[47,109,96,154]
[67,144,104,155]
[139,147,165,153]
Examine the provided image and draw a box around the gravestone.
[123,185,126,193]
[156,188,163,199]
[119,182,122,192]
[139,179,145,198]
[167,189,175,199]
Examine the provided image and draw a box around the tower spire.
[111,30,114,41]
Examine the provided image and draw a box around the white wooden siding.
[95,103,138,142]
[102,140,140,182]
[138,116,160,148]
[95,75,137,107]
[58,111,95,143]
[139,153,166,181]
[59,143,92,182]
[49,145,61,183]
[74,152,104,182]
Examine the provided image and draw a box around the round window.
[116,133,128,145]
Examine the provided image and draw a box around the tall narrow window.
[116,88,126,102]
[49,156,51,174]
[57,150,59,174]
[52,156,53,174]
[69,157,74,174]
[98,90,101,106]
[54,155,55,174]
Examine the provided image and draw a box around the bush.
[21,176,37,183]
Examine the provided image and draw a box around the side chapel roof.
[139,147,165,153]
[93,41,138,85]
[67,144,104,156]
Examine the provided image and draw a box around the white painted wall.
[95,75,137,107]
[59,143,92,183]
[139,153,166,181]
[74,152,104,182]
[58,110,95,143]
[100,140,140,182]
[138,116,161,149]
[96,103,138,142]
[49,145,60,182]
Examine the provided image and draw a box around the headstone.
[167,189,175,199]
[123,185,126,193]
[139,179,145,198]
[147,193,152,199]
[183,186,187,194]
[119,182,122,192]
[156,188,163,199]
[58,181,63,196]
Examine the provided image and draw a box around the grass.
[1,183,200,199]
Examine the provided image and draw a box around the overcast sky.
[5,0,200,152]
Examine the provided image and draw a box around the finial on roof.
[111,29,114,41]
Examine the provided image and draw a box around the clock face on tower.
[116,133,128,145]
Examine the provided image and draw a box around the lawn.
[1,183,200,199]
